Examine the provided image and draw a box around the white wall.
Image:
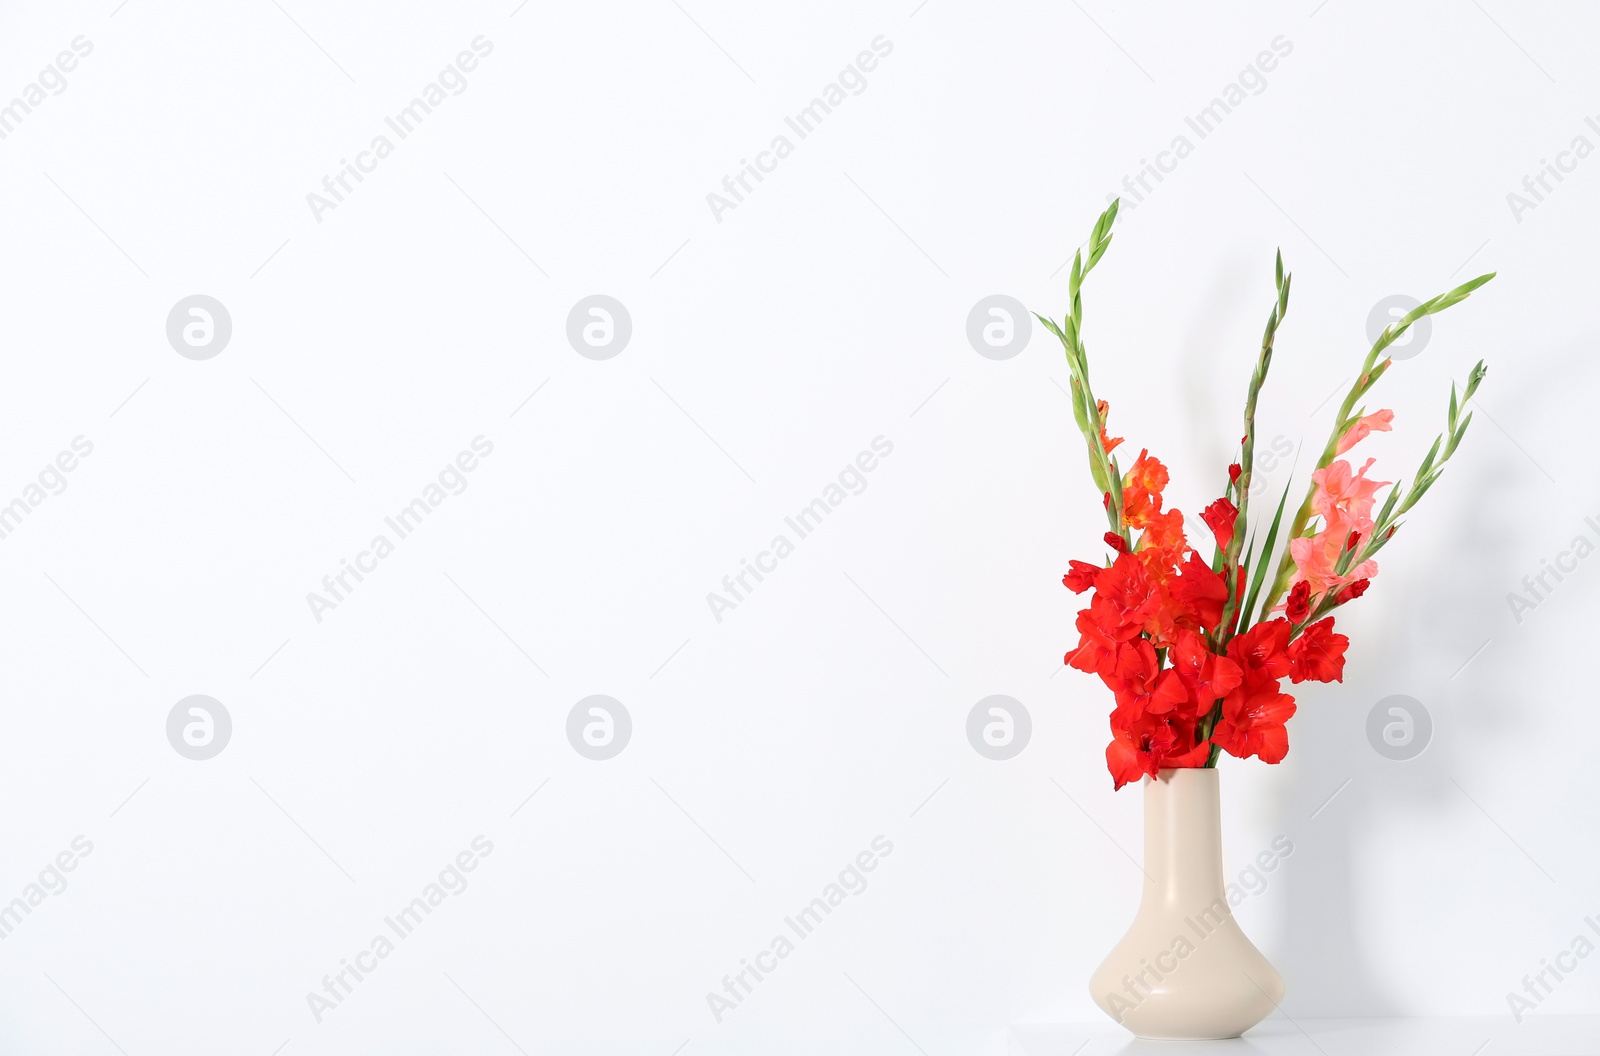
[0,1,1595,1052]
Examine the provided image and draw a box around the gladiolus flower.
[1312,458,1391,536]
[1087,553,1163,642]
[1201,498,1239,552]
[1211,683,1296,763]
[1171,552,1230,631]
[1104,639,1187,717]
[1338,578,1371,603]
[1106,706,1213,789]
[1287,617,1349,683]
[1226,618,1292,684]
[1288,531,1378,600]
[1097,400,1124,454]
[1285,580,1311,623]
[1121,450,1170,530]
[1137,509,1187,569]
[1065,609,1116,677]
[1063,560,1101,594]
[1336,409,1394,455]
[1169,630,1243,720]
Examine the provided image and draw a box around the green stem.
[1039,199,1129,545]
[1214,252,1290,644]
[1258,273,1494,615]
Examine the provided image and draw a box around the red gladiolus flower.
[1107,709,1212,790]
[1226,617,1293,684]
[1201,498,1239,552]
[1211,683,1297,764]
[1288,618,1349,683]
[1087,553,1163,642]
[1064,609,1116,676]
[1169,630,1243,721]
[1285,580,1312,623]
[1171,552,1230,631]
[1105,725,1154,790]
[1105,639,1188,717]
[1228,462,1242,484]
[1063,560,1101,594]
[1339,578,1371,603]
[1105,532,1128,554]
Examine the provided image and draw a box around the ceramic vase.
[1089,767,1284,1039]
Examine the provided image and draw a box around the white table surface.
[1010,1017,1600,1055]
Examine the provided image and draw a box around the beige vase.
[1088,768,1284,1039]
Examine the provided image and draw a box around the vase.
[1088,767,1284,1039]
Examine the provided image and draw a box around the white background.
[0,1,1596,1053]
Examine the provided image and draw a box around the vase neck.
[1141,769,1227,911]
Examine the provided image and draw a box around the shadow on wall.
[1269,359,1563,1017]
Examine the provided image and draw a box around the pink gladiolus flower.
[1310,458,1390,536]
[1336,409,1394,455]
[1287,529,1378,600]
[1281,457,1391,608]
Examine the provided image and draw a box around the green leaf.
[1416,436,1442,480]
[1433,272,1496,310]
[1376,478,1402,527]
[1240,473,1296,630]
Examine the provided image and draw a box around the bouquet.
[1042,201,1493,789]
